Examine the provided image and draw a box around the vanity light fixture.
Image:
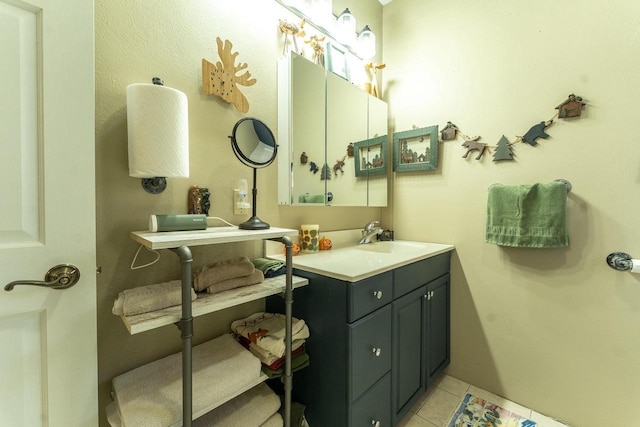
[357,25,376,59]
[336,8,356,47]
[126,77,189,194]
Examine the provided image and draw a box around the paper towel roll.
[126,83,189,178]
[631,259,640,273]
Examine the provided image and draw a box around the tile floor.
[396,375,571,427]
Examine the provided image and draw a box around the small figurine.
[461,136,486,160]
[188,185,210,215]
[441,121,458,141]
[304,34,326,66]
[556,93,585,118]
[309,161,318,174]
[283,242,301,256]
[279,18,306,55]
[333,156,346,176]
[347,143,355,157]
[300,152,308,165]
[319,236,333,251]
[522,120,552,146]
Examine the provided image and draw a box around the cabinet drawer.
[349,304,392,400]
[350,372,391,427]
[394,252,450,298]
[348,271,393,322]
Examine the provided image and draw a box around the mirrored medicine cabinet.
[277,52,388,207]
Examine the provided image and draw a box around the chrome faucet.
[358,220,383,244]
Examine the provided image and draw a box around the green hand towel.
[486,182,569,248]
[251,257,286,278]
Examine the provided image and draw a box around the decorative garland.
[441,93,586,161]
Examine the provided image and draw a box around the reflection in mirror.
[354,135,387,177]
[229,118,278,229]
[277,52,388,207]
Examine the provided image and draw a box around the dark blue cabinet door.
[392,285,427,424]
[425,273,450,388]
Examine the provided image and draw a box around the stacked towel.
[231,312,310,359]
[251,258,286,278]
[192,383,282,427]
[204,270,264,294]
[193,256,264,294]
[112,280,197,316]
[486,182,569,248]
[108,333,262,427]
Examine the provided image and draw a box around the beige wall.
[95,0,382,425]
[383,1,640,426]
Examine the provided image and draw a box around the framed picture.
[392,125,439,172]
[325,41,350,81]
[354,135,387,177]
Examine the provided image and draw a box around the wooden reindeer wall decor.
[441,93,585,163]
[202,37,256,113]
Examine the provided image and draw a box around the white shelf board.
[131,226,299,250]
[121,274,309,334]
[187,373,268,426]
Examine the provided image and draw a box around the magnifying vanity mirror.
[229,117,278,230]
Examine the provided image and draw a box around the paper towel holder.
[606,252,633,271]
[127,77,189,194]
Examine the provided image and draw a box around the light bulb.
[358,25,376,59]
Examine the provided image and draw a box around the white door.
[0,0,97,426]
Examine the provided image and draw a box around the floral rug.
[448,393,537,427]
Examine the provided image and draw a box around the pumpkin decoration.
[283,242,301,256]
[319,236,333,251]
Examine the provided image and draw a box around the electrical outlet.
[233,189,250,215]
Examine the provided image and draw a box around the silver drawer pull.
[372,347,381,357]
[371,420,381,427]
[373,290,383,299]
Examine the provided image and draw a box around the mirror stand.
[239,168,270,230]
[228,117,278,230]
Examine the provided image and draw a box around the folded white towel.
[249,339,306,366]
[231,312,310,359]
[112,280,196,316]
[192,382,280,427]
[111,333,261,427]
[260,412,284,427]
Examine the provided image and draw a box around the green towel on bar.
[486,182,569,248]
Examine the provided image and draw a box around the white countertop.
[271,239,454,282]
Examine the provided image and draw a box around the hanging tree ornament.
[493,135,514,161]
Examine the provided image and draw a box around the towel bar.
[606,252,633,271]
[488,179,572,193]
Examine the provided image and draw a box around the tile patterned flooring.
[397,375,571,427]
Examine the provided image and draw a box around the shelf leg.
[171,246,193,427]
[281,235,293,427]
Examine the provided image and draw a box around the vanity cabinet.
[392,273,450,424]
[266,252,450,427]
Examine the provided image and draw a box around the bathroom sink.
[354,241,429,254]
[281,239,454,282]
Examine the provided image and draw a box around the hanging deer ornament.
[202,37,257,113]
